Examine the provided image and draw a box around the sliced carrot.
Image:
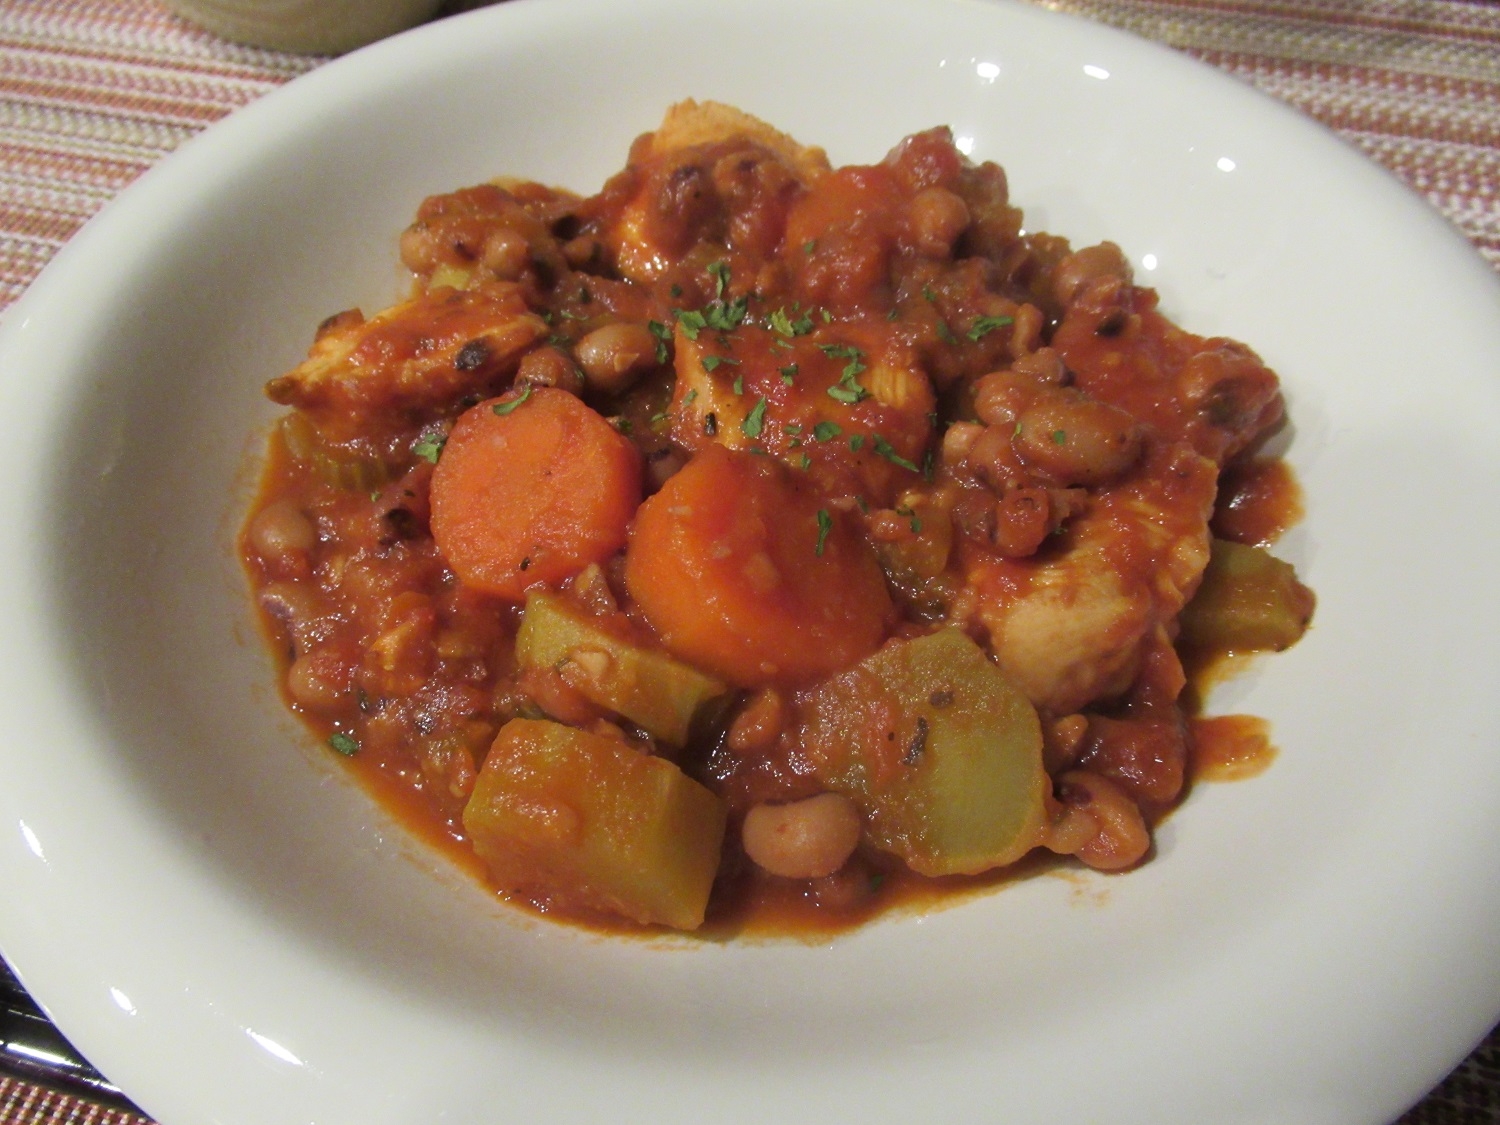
[430,387,641,599]
[623,445,892,687]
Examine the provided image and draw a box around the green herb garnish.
[492,385,532,415]
[872,435,921,472]
[967,315,1015,342]
[328,731,359,757]
[411,432,446,464]
[742,397,768,439]
[769,306,814,337]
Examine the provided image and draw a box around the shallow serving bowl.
[2,0,1499,1122]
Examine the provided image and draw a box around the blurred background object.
[159,0,448,53]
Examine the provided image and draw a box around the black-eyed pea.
[742,793,863,880]
[904,187,971,258]
[247,499,316,565]
[575,322,660,395]
[480,226,530,281]
[1051,241,1133,307]
[516,346,585,395]
[1049,770,1150,871]
[1012,395,1143,487]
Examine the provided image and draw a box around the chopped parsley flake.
[820,344,869,404]
[742,397,768,439]
[813,420,842,442]
[815,509,833,556]
[492,384,532,415]
[648,319,672,363]
[779,363,799,384]
[684,388,698,405]
[849,434,866,452]
[768,306,814,337]
[411,431,446,463]
[1051,429,1068,445]
[827,365,869,404]
[701,354,740,373]
[733,374,744,395]
[705,295,749,332]
[328,731,359,757]
[896,505,923,533]
[674,308,708,340]
[872,435,921,472]
[708,260,731,299]
[967,314,1015,342]
[936,321,959,345]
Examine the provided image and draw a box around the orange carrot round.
[623,445,892,687]
[430,386,641,598]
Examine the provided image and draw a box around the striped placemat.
[1,0,1497,1122]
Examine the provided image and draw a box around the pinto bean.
[742,793,863,879]
[1012,395,1144,486]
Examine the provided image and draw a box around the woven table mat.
[1,0,1498,1122]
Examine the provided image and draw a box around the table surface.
[1,0,1498,1122]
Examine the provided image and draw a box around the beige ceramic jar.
[162,0,447,54]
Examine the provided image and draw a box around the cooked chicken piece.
[594,102,830,284]
[668,320,935,508]
[963,439,1218,715]
[266,282,547,443]
[645,100,832,182]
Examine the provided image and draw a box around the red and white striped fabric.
[0,1,1498,1124]
[1043,0,1500,267]
[0,0,317,306]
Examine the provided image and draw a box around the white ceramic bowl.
[3,0,1500,1122]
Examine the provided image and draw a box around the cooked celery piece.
[516,591,728,745]
[798,628,1048,877]
[278,412,395,492]
[462,718,727,930]
[1179,538,1315,653]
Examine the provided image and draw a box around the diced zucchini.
[796,628,1048,877]
[1178,538,1314,653]
[462,718,727,930]
[516,591,728,745]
